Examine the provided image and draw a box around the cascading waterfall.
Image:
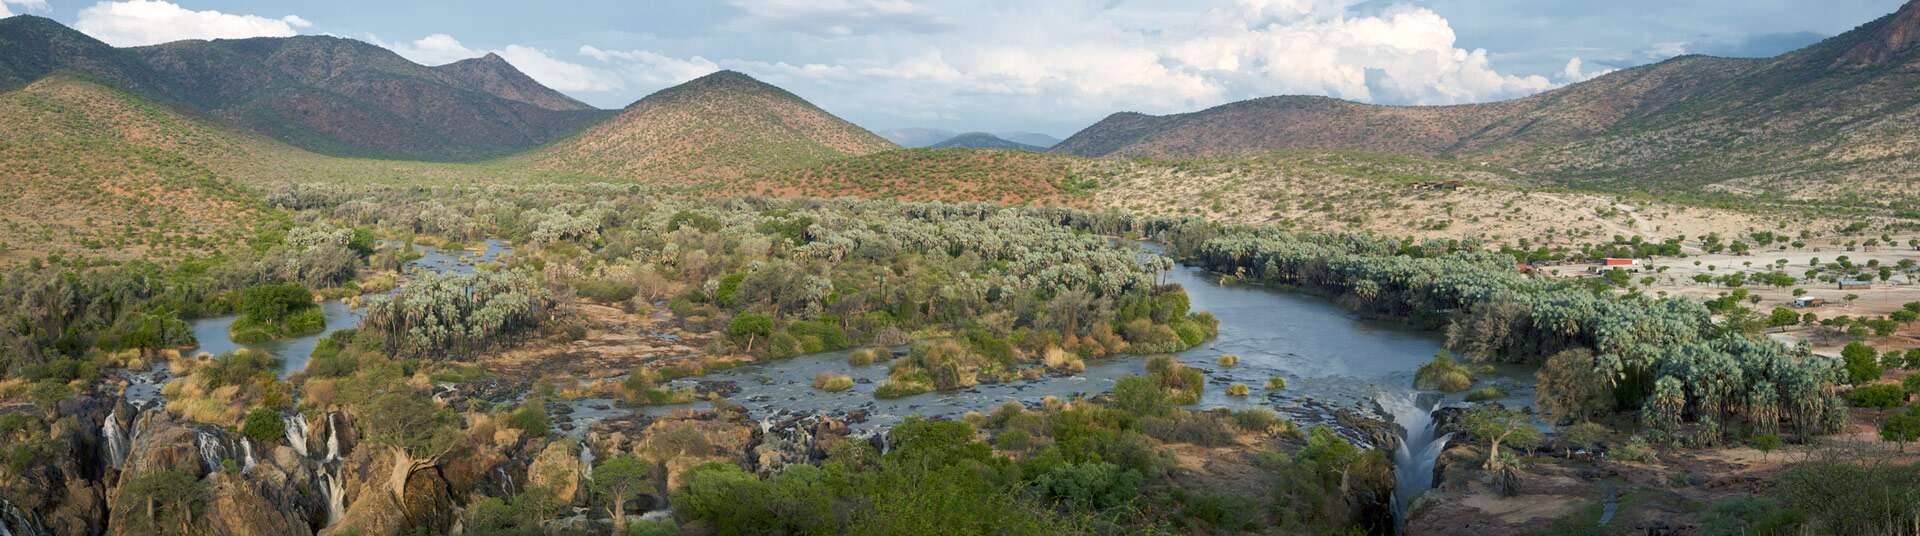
[284,415,310,458]
[194,430,229,473]
[239,439,257,471]
[101,408,129,470]
[324,413,341,463]
[1380,392,1451,528]
[318,468,346,526]
[1,497,47,536]
[579,443,596,480]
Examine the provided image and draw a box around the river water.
[178,238,1529,518]
[182,239,512,378]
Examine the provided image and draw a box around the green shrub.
[1844,384,1907,408]
[1415,352,1473,392]
[575,279,638,303]
[241,408,286,444]
[1465,385,1509,402]
[812,373,854,392]
[507,400,550,437]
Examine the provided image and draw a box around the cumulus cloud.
[371,33,480,66]
[74,0,312,47]
[1,0,50,17]
[497,45,621,92]
[578,45,721,89]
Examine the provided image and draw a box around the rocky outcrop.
[526,440,587,506]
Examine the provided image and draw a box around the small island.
[229,283,325,343]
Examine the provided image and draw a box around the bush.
[1844,384,1908,409]
[507,400,551,437]
[1225,383,1250,397]
[1142,412,1235,447]
[241,407,285,444]
[1231,408,1286,434]
[812,372,854,392]
[1466,385,1509,402]
[1415,352,1473,392]
[1842,342,1883,385]
[1217,354,1240,367]
[848,348,885,366]
[231,283,323,343]
[575,279,638,303]
[1266,376,1287,390]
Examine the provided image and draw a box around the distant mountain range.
[1054,0,1920,199]
[535,70,896,182]
[4,0,1920,205]
[0,15,610,160]
[879,128,1060,149]
[929,132,1045,151]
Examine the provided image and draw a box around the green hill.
[537,70,896,183]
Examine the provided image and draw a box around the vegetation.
[229,283,323,343]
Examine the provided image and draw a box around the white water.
[284,415,310,458]
[194,430,228,473]
[324,413,341,463]
[240,439,257,471]
[101,408,129,470]
[1380,392,1451,526]
[318,468,346,526]
[579,443,596,480]
[1,497,46,536]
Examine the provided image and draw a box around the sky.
[4,0,1908,137]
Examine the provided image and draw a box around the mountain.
[0,15,611,161]
[878,127,958,148]
[538,70,895,182]
[996,132,1061,148]
[0,74,263,263]
[930,132,1045,151]
[1054,0,1920,200]
[432,52,594,111]
[879,128,1062,148]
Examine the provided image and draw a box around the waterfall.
[1,497,47,536]
[496,467,516,496]
[1380,392,1451,528]
[239,439,257,471]
[284,415,310,458]
[579,443,596,480]
[195,430,229,473]
[324,413,341,463]
[101,408,129,470]
[317,468,347,526]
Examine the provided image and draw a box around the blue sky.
[4,0,1907,137]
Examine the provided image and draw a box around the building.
[1602,258,1639,267]
[1792,297,1827,308]
[1838,279,1872,290]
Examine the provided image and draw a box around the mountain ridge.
[1052,0,1920,199]
[0,15,611,160]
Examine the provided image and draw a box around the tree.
[1750,434,1783,460]
[118,469,208,535]
[1463,405,1541,472]
[1535,349,1612,424]
[1881,406,1920,451]
[1560,421,1609,458]
[729,312,774,352]
[591,454,653,534]
[1842,342,1883,385]
[241,407,286,445]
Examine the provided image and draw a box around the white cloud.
[579,45,721,91]
[1,0,49,17]
[372,33,482,66]
[497,45,621,92]
[73,1,312,47]
[1560,57,1614,83]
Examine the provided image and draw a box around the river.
[178,238,1530,519]
[181,239,512,378]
